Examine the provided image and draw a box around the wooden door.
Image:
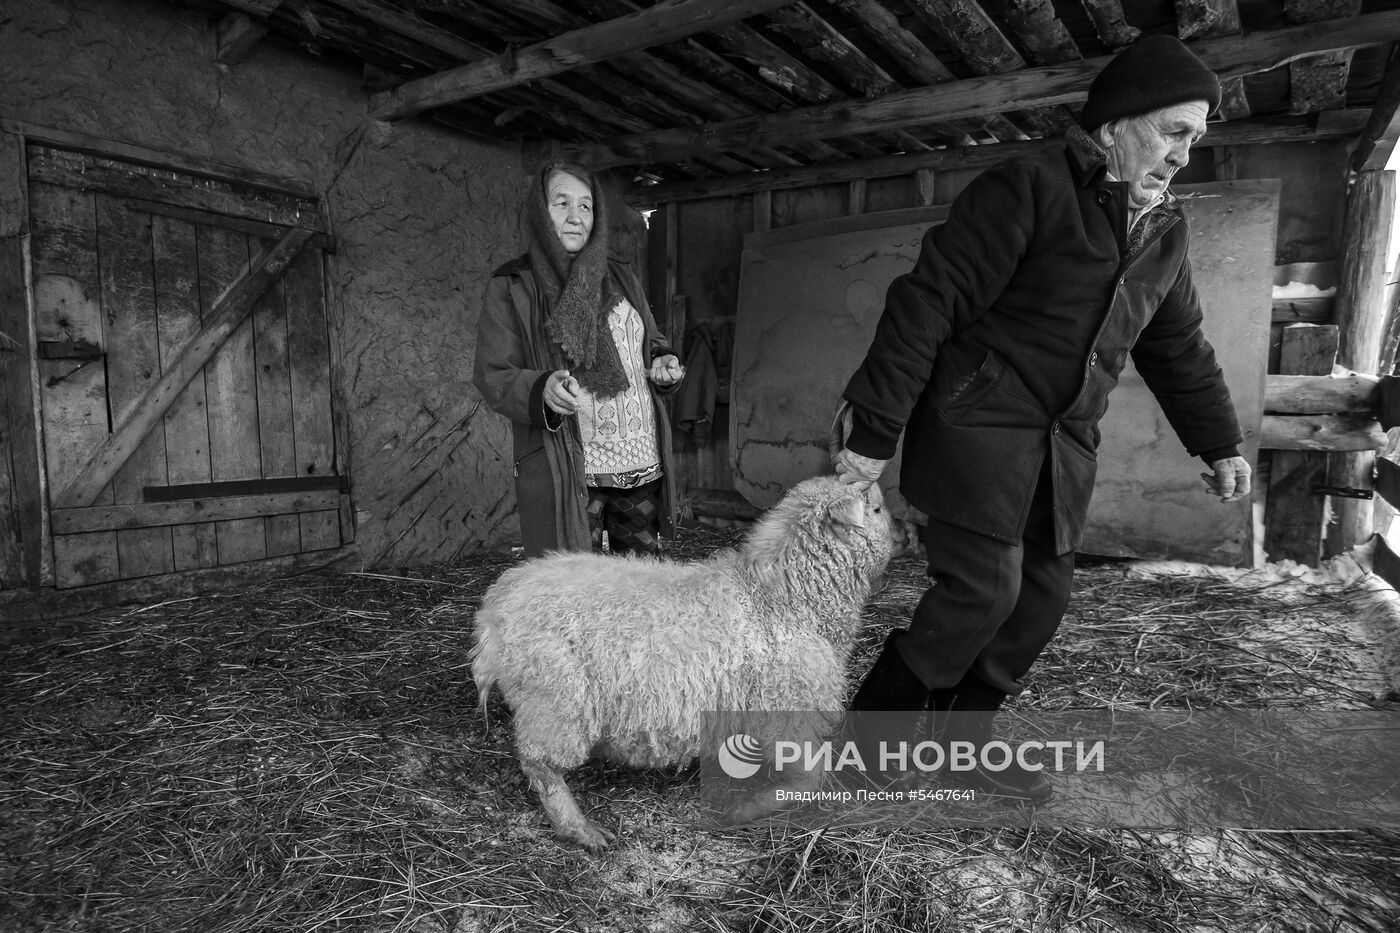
[26,144,346,588]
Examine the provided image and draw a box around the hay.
[2,529,1397,932]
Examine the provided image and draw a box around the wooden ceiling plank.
[369,0,798,119]
[578,11,1400,168]
[1175,0,1242,41]
[1077,0,1141,50]
[763,3,899,97]
[904,0,1076,137]
[624,110,1371,206]
[1284,0,1362,116]
[819,0,989,144]
[985,0,1081,66]
[1352,43,1400,172]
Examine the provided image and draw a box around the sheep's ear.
[825,495,866,543]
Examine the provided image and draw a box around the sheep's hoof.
[561,819,616,853]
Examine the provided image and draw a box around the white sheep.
[470,475,899,851]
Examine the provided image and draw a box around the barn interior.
[3,0,1400,930]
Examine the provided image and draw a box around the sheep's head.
[741,476,895,598]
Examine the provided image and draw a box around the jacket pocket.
[512,445,545,478]
[938,352,1005,424]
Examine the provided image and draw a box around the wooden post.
[1326,169,1395,556]
[752,191,772,233]
[1264,325,1338,564]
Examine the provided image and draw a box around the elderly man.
[834,35,1251,801]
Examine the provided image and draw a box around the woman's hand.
[649,354,686,386]
[544,370,582,415]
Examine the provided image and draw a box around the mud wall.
[0,0,537,569]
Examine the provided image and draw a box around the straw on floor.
[1,524,1397,932]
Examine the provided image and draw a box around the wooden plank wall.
[650,138,1372,562]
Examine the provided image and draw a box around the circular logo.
[718,733,765,779]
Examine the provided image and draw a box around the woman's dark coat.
[843,133,1243,555]
[473,255,678,557]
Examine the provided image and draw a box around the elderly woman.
[474,162,684,557]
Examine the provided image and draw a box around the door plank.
[252,235,300,557]
[52,489,341,533]
[199,225,265,565]
[96,194,174,578]
[52,225,311,510]
[152,214,217,570]
[283,247,340,550]
[29,180,118,586]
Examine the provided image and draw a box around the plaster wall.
[0,0,531,570]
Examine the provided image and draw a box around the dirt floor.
[2,524,1399,932]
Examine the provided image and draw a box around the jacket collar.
[1064,125,1182,217]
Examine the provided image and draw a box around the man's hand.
[834,448,888,490]
[649,354,686,386]
[1201,456,1252,503]
[544,370,582,415]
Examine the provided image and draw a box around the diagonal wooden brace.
[55,226,314,509]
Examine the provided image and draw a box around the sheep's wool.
[472,476,895,773]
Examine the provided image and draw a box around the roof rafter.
[571,10,1400,169]
[369,0,797,120]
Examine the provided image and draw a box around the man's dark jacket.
[843,131,1243,555]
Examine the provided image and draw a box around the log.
[765,4,898,97]
[369,0,795,119]
[1353,43,1400,172]
[582,12,1400,167]
[1079,0,1141,48]
[1265,374,1377,413]
[989,0,1081,65]
[625,112,1370,206]
[1328,169,1395,555]
[1265,328,1341,565]
[1260,414,1387,451]
[1284,0,1362,116]
[1175,0,1242,40]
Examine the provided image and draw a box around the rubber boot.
[844,631,930,784]
[940,674,1053,804]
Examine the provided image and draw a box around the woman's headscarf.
[526,161,628,397]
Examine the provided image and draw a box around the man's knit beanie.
[1078,34,1221,131]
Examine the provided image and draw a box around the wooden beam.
[1352,43,1400,172]
[765,3,897,97]
[1327,168,1395,555]
[1078,0,1141,49]
[1265,326,1340,565]
[1261,414,1386,451]
[1265,373,1377,413]
[215,12,268,65]
[585,12,1400,168]
[0,127,44,591]
[987,0,1081,65]
[624,111,1369,205]
[1285,0,1362,116]
[55,228,313,510]
[1175,0,1242,41]
[369,0,796,119]
[906,0,1069,135]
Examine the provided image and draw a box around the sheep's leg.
[520,758,616,853]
